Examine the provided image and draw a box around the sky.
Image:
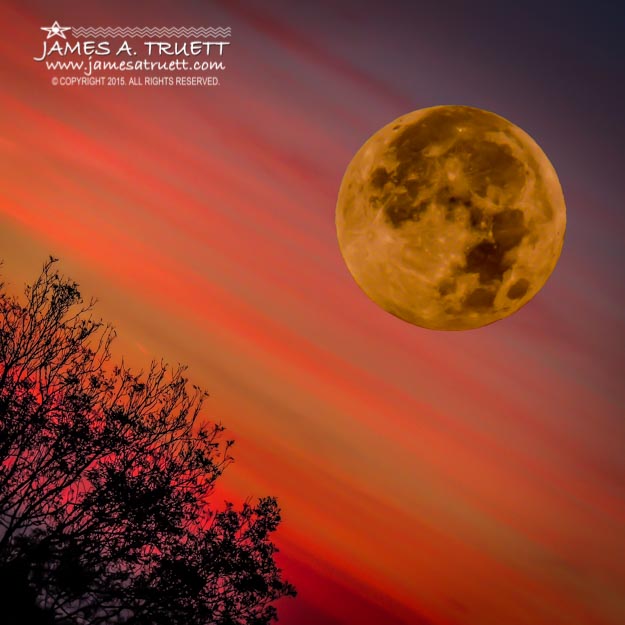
[1,1,624,624]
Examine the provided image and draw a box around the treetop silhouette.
[0,257,295,625]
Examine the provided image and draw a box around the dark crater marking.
[464,287,496,310]
[379,107,526,229]
[381,108,497,229]
[449,140,526,198]
[390,107,506,163]
[469,206,484,229]
[462,207,530,310]
[370,167,390,189]
[385,196,428,228]
[438,279,457,296]
[507,278,530,299]
[465,240,509,285]
[465,208,528,283]
[492,208,527,249]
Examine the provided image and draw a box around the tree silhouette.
[0,258,295,625]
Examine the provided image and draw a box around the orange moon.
[335,105,566,330]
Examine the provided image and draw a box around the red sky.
[1,2,624,624]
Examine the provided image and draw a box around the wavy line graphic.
[71,27,231,38]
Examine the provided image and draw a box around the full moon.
[336,105,566,330]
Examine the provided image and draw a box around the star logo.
[41,21,71,39]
